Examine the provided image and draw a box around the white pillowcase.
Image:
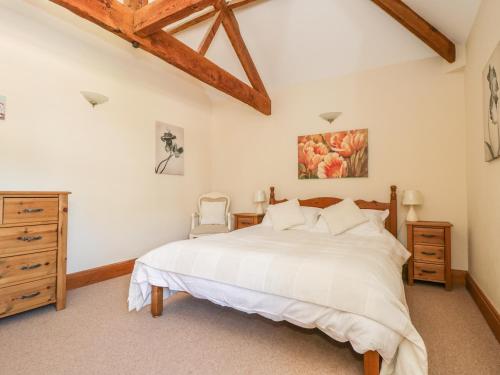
[289,207,322,231]
[200,201,226,225]
[262,206,321,231]
[362,209,390,232]
[266,199,305,231]
[320,198,368,235]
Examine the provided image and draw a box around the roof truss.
[48,0,456,116]
[50,0,271,115]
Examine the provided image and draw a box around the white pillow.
[267,199,305,231]
[362,209,389,232]
[200,201,226,225]
[310,215,330,233]
[320,198,368,235]
[289,207,322,231]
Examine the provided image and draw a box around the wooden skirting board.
[66,259,136,290]
[466,273,500,343]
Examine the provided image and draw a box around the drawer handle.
[22,208,44,214]
[421,270,437,274]
[421,234,435,238]
[422,251,436,256]
[20,263,42,271]
[19,292,41,300]
[17,235,43,242]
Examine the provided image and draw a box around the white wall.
[465,0,500,310]
[0,1,213,273]
[210,58,469,270]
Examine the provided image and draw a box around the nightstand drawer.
[414,227,444,245]
[237,217,256,228]
[414,245,444,263]
[414,262,445,282]
[3,197,59,225]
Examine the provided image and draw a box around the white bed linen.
[128,226,427,375]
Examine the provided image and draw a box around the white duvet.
[128,225,427,375]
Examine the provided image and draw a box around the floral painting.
[0,95,5,120]
[484,42,500,162]
[155,122,184,175]
[298,129,368,179]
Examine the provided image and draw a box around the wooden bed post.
[151,285,163,318]
[269,186,276,205]
[390,185,398,238]
[364,351,380,375]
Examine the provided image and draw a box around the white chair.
[189,192,231,239]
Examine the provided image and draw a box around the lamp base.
[406,206,419,222]
[255,202,264,215]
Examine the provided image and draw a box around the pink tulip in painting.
[298,129,368,179]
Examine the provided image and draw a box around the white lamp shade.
[402,190,423,206]
[254,190,266,203]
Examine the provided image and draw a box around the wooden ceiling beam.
[221,7,268,97]
[169,0,261,35]
[124,0,148,10]
[198,11,224,56]
[134,0,215,37]
[49,0,271,115]
[372,0,455,63]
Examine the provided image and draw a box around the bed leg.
[151,285,163,318]
[363,351,380,375]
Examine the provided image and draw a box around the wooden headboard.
[269,185,398,237]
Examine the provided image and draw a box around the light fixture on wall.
[80,91,109,107]
[319,112,342,124]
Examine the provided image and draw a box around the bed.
[128,186,427,375]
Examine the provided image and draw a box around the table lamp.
[254,190,266,214]
[403,190,423,221]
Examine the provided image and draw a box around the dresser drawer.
[0,251,57,287]
[414,245,444,263]
[413,262,445,282]
[0,224,58,257]
[3,197,59,225]
[414,227,444,245]
[0,277,56,318]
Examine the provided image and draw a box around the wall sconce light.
[319,112,342,124]
[81,91,109,107]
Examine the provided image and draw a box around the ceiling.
[175,0,481,90]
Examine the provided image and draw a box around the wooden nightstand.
[406,221,453,290]
[233,213,264,230]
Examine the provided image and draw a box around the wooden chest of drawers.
[406,221,452,290]
[0,192,69,318]
[234,213,264,230]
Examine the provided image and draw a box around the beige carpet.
[0,276,498,375]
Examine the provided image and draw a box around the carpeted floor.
[0,276,498,375]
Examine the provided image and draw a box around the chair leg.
[151,285,163,318]
[364,351,380,375]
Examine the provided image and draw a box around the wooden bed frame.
[150,185,399,375]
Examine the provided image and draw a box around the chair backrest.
[198,192,231,223]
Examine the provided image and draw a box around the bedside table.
[233,213,264,230]
[406,221,453,290]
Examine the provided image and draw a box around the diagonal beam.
[134,0,215,37]
[198,11,224,56]
[372,0,455,63]
[170,0,261,35]
[221,7,268,97]
[50,0,271,115]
